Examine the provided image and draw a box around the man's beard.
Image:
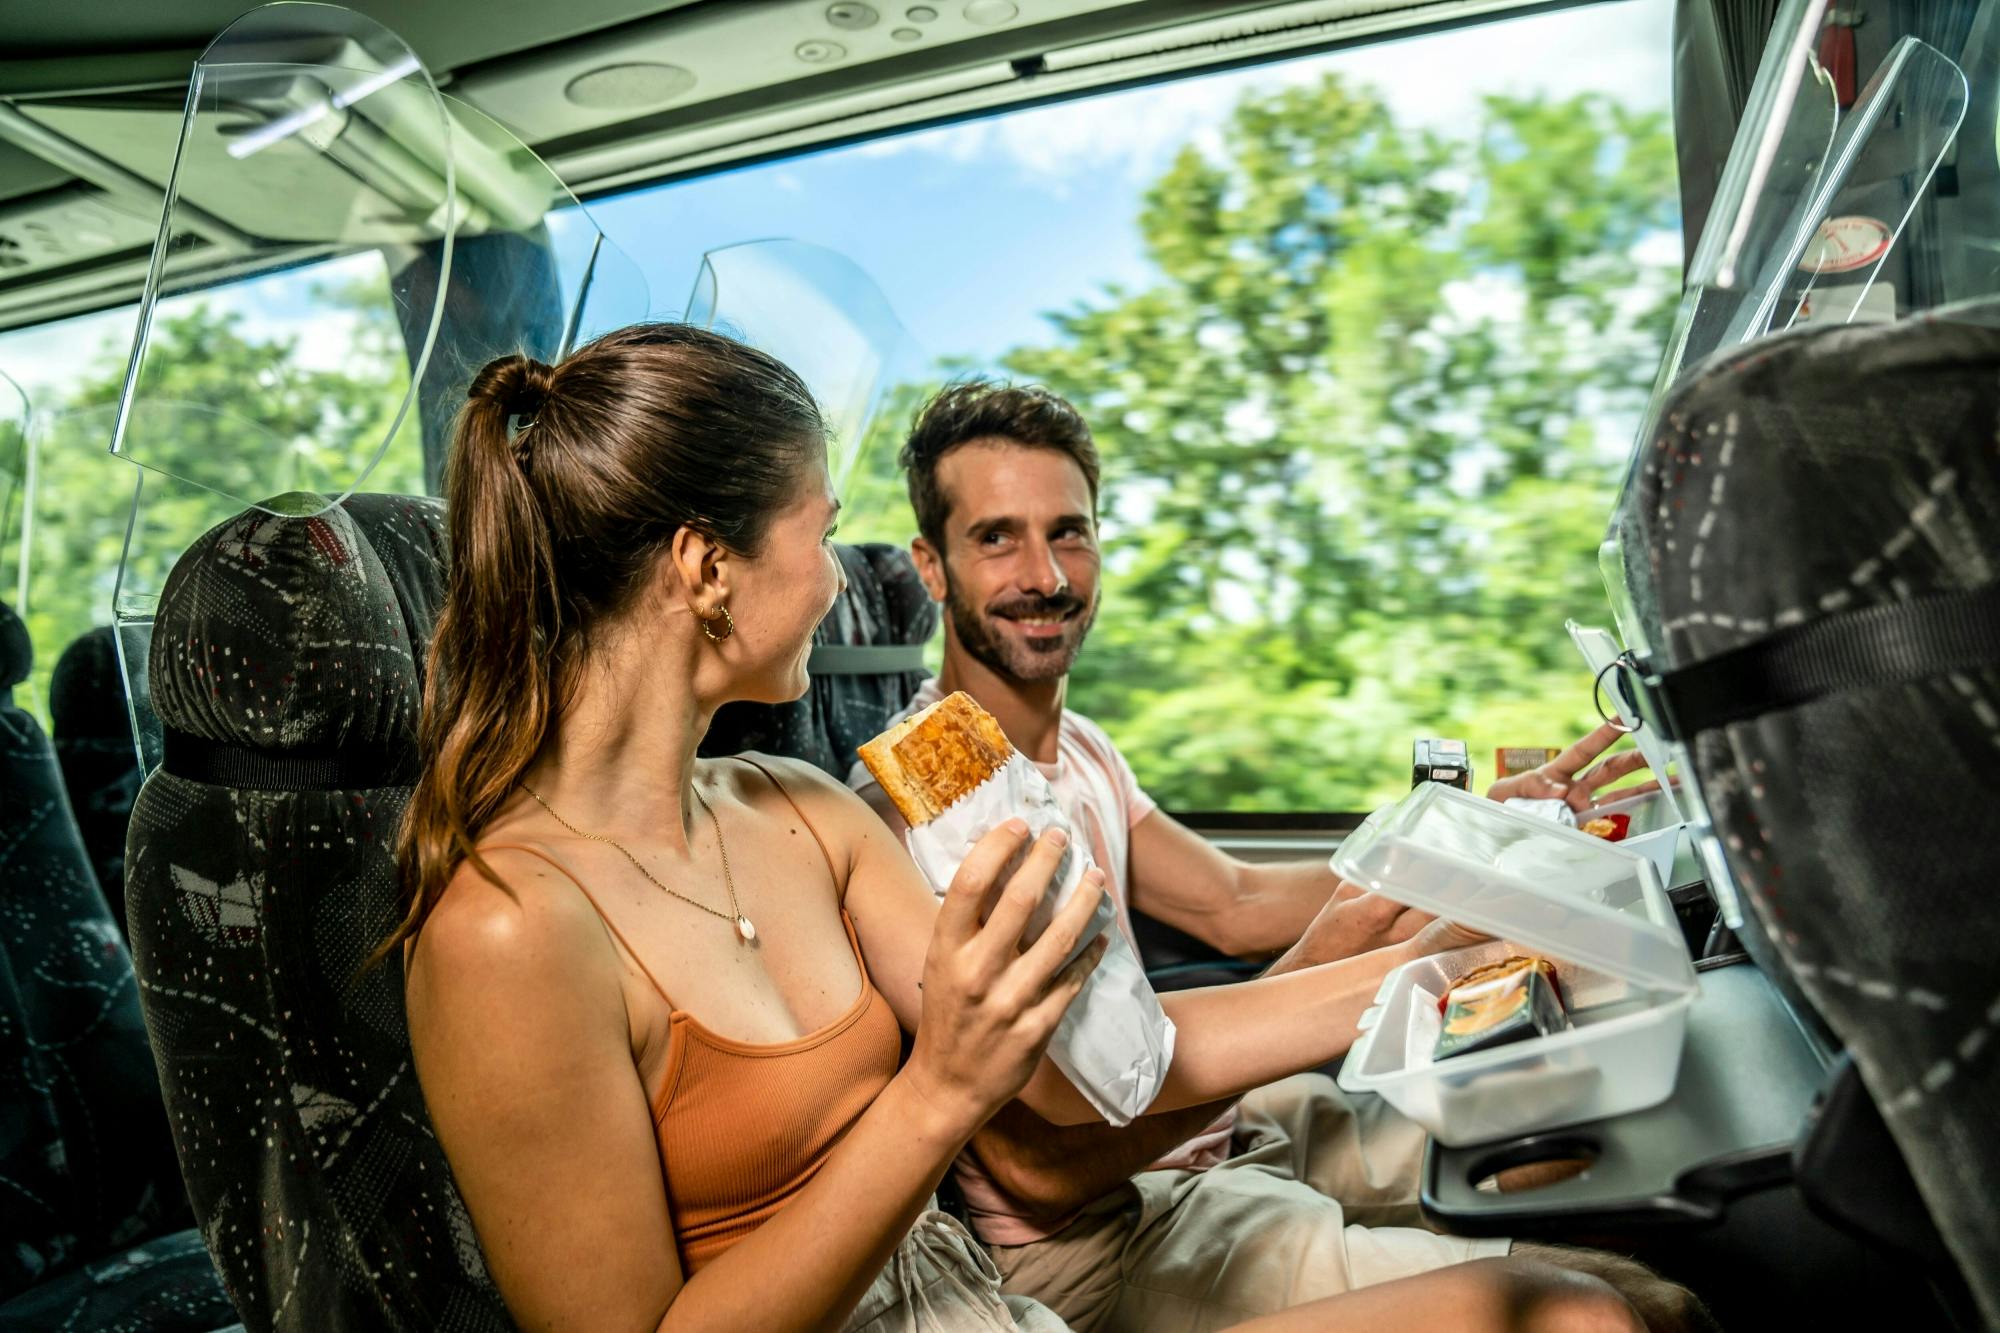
[944,572,1097,684]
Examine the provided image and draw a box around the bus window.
[0,249,426,732]
[591,0,1679,814]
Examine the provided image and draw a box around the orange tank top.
[483,758,900,1274]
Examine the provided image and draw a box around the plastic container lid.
[1332,783,1698,996]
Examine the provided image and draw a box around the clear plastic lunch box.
[1333,783,1698,1147]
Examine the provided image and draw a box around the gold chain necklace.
[521,783,757,944]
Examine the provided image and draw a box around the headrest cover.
[149,493,446,757]
[0,601,27,691]
[50,626,124,738]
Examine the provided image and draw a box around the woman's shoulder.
[718,752,882,859]
[719,751,868,810]
[413,845,621,1001]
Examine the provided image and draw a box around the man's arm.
[1128,809,1430,964]
[962,882,1467,1217]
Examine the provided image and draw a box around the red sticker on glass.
[1799,216,1893,274]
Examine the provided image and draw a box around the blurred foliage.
[841,76,1679,810]
[2,270,424,730]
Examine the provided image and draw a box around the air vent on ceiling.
[0,183,158,280]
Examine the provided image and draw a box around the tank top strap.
[729,756,849,904]
[475,842,678,1011]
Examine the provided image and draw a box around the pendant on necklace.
[736,915,757,944]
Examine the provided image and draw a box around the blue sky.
[0,0,1674,407]
[590,0,1674,373]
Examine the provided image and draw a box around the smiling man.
[845,380,1694,1333]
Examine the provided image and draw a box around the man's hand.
[1289,878,1435,968]
[1484,721,1658,814]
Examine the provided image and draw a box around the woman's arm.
[409,833,1103,1333]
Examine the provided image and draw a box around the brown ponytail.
[381,324,824,964]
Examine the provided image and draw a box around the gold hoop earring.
[702,605,735,643]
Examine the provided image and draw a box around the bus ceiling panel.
[0,0,706,93]
[452,0,1181,149]
[0,183,163,291]
[527,0,1567,194]
[0,137,72,206]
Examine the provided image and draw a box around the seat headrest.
[50,626,124,739]
[148,493,447,757]
[0,601,27,692]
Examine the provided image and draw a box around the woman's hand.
[1485,721,1658,814]
[900,820,1109,1139]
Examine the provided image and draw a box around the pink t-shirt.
[848,677,1237,1244]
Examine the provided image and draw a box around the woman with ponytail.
[390,324,1107,1332]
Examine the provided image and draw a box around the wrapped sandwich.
[1433,955,1570,1061]
[860,691,1175,1125]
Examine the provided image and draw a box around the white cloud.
[861,0,1672,186]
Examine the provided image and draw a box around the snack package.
[859,691,1175,1125]
[1495,746,1562,779]
[1434,955,1569,1062]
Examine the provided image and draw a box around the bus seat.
[701,541,936,777]
[51,627,143,938]
[0,601,235,1332]
[124,494,513,1332]
[1630,313,2000,1316]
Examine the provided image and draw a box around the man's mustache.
[986,593,1086,619]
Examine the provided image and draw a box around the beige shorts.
[987,1074,1511,1333]
[845,1205,1072,1332]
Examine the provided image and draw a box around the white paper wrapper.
[1503,797,1578,827]
[904,753,1175,1126]
[1404,982,1441,1072]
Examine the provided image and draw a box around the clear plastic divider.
[687,239,921,497]
[102,2,648,770]
[0,367,28,611]
[1603,0,2000,928]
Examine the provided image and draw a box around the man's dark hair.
[899,379,1101,550]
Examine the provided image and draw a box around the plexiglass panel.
[688,240,920,497]
[0,368,27,611]
[104,2,649,770]
[1604,0,2000,925]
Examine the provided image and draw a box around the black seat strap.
[1645,581,2000,739]
[160,726,418,791]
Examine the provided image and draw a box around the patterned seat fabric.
[125,494,513,1332]
[51,626,144,939]
[1633,316,2000,1321]
[0,601,234,1331]
[701,542,937,777]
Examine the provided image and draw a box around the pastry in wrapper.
[858,691,1014,827]
[1434,955,1569,1061]
[856,691,1176,1125]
